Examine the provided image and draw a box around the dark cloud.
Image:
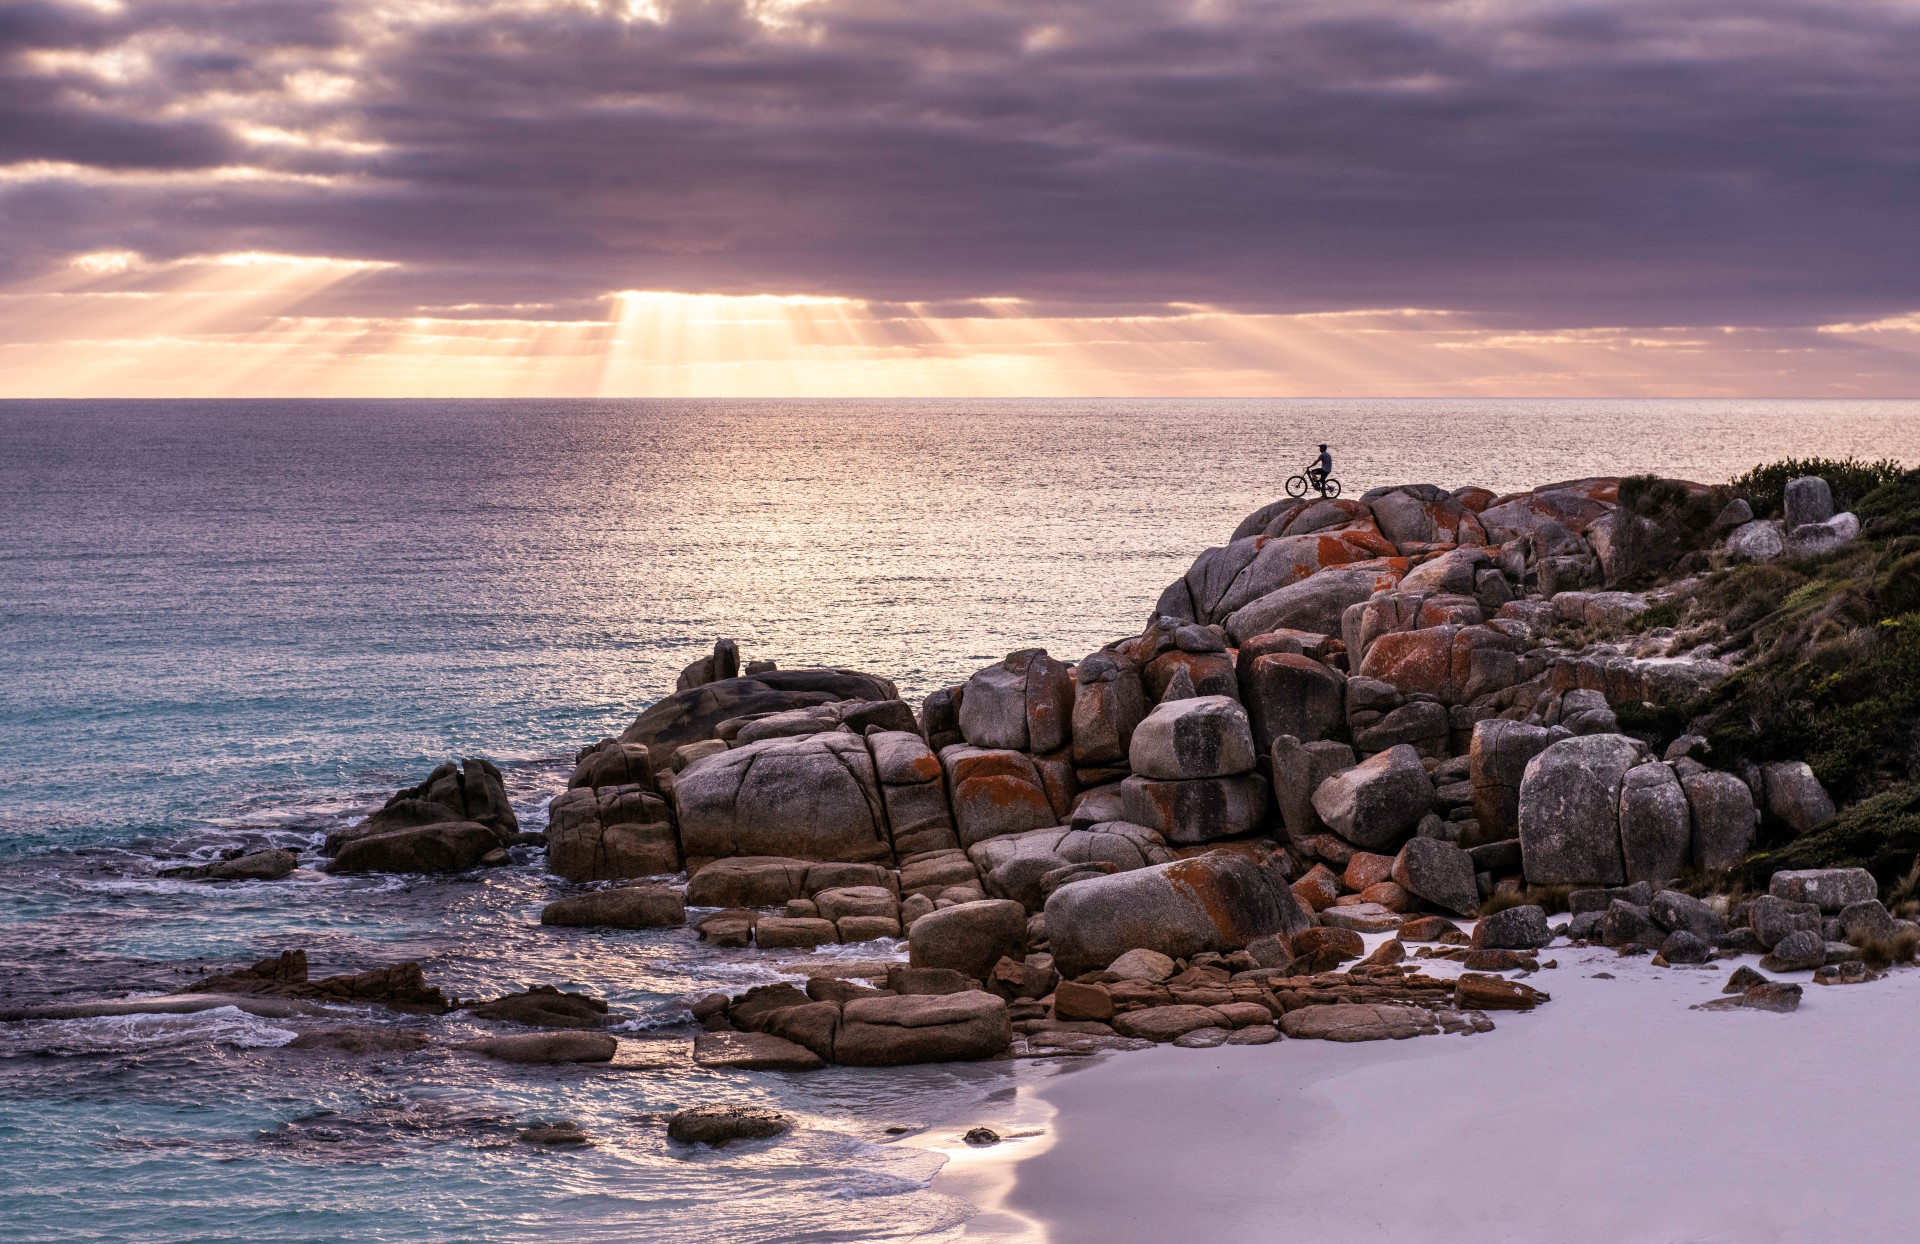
[2,0,1917,324]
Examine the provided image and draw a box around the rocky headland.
[39,461,1920,1081]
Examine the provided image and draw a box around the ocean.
[2,397,1917,1242]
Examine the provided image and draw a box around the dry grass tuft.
[1477,884,1575,917]
[1847,926,1920,970]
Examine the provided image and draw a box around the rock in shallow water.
[540,884,685,928]
[159,848,298,882]
[690,1031,824,1071]
[458,1032,618,1064]
[667,1105,792,1147]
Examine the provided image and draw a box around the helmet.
[1318,443,1328,450]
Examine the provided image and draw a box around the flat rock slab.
[1279,1003,1440,1042]
[1318,904,1403,933]
[691,1030,826,1071]
[459,1032,618,1064]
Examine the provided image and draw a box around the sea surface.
[2,397,1918,1242]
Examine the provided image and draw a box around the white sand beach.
[944,939,1918,1243]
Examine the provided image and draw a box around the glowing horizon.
[3,257,1918,399]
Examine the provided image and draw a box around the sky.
[2,0,1918,398]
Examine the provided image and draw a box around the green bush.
[1741,782,1920,890]
[1730,456,1904,519]
[1856,469,1920,541]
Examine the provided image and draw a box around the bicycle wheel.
[1285,474,1309,498]
[1322,477,1342,499]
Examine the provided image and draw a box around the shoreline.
[943,937,1919,1243]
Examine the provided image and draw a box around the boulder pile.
[288,472,1899,1067]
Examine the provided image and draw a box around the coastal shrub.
[1730,456,1903,519]
[1618,474,1724,533]
[1877,551,1920,617]
[1855,469,1920,541]
[1739,782,1920,890]
[1702,562,1806,634]
[1626,601,1684,633]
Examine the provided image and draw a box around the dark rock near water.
[835,991,1012,1065]
[458,1031,618,1064]
[327,821,503,875]
[187,950,452,1014]
[907,900,1028,981]
[328,757,518,853]
[540,884,685,928]
[668,1105,792,1146]
[464,986,609,1029]
[160,848,298,882]
[690,1031,824,1071]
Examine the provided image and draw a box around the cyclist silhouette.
[1308,444,1333,493]
[1285,445,1340,498]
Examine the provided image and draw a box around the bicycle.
[1284,468,1342,499]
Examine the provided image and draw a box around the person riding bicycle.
[1307,444,1333,495]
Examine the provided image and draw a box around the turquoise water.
[3,397,1919,1242]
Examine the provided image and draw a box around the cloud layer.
[3,0,1918,393]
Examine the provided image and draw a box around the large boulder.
[1783,476,1835,529]
[1769,868,1877,912]
[326,822,501,874]
[1517,734,1642,885]
[1470,720,1551,841]
[1619,762,1691,887]
[1356,624,1524,705]
[1128,695,1258,780]
[1392,838,1481,916]
[1477,485,1612,544]
[907,899,1028,980]
[834,991,1012,1066]
[568,739,656,790]
[967,823,1173,909]
[867,731,961,857]
[1684,771,1757,873]
[684,856,813,906]
[1045,852,1304,976]
[1726,520,1786,563]
[675,733,889,867]
[620,669,899,767]
[1071,651,1149,766]
[545,784,679,882]
[1223,563,1407,646]
[1270,737,1356,853]
[1120,773,1270,845]
[1367,486,1487,549]
[1241,654,1346,752]
[1160,530,1397,625]
[941,745,1059,846]
[1760,762,1836,833]
[957,649,1073,753]
[329,757,518,852]
[1311,745,1435,851]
